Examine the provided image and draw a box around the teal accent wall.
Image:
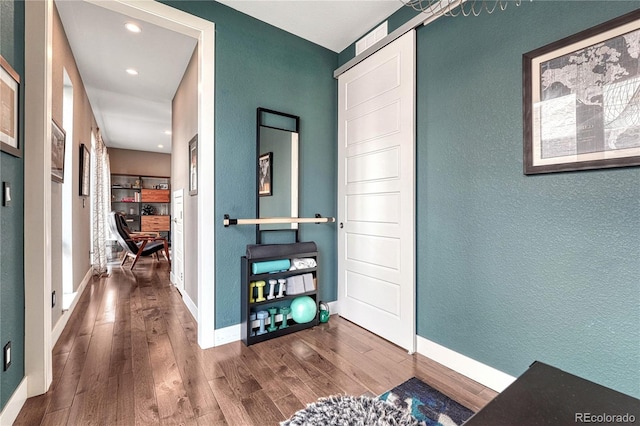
[416,2,640,398]
[161,1,338,328]
[0,0,25,412]
[340,1,640,397]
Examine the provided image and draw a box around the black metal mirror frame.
[256,107,300,244]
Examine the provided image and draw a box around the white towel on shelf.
[289,258,317,270]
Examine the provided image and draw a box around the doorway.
[84,0,217,349]
[23,0,216,401]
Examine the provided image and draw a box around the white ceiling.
[218,1,404,53]
[55,0,405,154]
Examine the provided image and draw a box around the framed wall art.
[523,10,640,174]
[79,143,90,196]
[0,55,21,157]
[258,152,272,196]
[189,134,198,196]
[51,118,66,183]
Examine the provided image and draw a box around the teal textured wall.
[162,1,338,328]
[341,0,640,398]
[413,2,640,397]
[0,0,25,411]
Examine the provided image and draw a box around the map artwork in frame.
[523,10,640,174]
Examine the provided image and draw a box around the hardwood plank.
[215,346,262,399]
[272,392,305,419]
[163,310,224,419]
[94,275,119,325]
[66,379,110,426]
[52,277,97,356]
[301,326,389,394]
[148,332,195,424]
[110,299,133,377]
[196,411,228,426]
[131,328,160,425]
[114,372,136,425]
[209,377,255,425]
[13,394,50,426]
[75,322,115,394]
[41,408,70,426]
[237,344,293,401]
[241,389,285,425]
[75,279,108,338]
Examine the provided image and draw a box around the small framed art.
[0,55,21,157]
[79,143,90,196]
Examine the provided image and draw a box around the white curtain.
[91,129,111,275]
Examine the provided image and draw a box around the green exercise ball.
[290,296,317,324]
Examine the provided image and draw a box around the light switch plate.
[4,342,11,371]
[2,182,11,207]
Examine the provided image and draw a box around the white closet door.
[337,31,416,352]
[172,189,184,293]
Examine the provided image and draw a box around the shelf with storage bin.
[241,250,319,346]
[110,174,171,258]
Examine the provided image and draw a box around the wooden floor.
[15,258,497,425]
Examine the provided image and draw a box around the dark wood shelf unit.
[241,251,319,346]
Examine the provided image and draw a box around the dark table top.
[465,361,640,425]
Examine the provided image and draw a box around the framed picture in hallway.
[79,143,90,196]
[523,9,640,174]
[189,134,198,196]
[51,118,66,183]
[258,152,272,196]
[0,55,21,158]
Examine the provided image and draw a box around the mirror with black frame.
[256,108,300,242]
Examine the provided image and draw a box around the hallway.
[14,259,496,425]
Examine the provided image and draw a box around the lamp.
[402,0,523,17]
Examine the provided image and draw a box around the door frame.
[24,0,216,399]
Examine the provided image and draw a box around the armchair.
[108,211,171,270]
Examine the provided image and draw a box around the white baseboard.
[0,377,27,425]
[52,268,92,347]
[214,324,241,346]
[416,336,515,393]
[326,300,338,316]
[182,290,198,325]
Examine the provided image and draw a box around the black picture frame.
[258,152,273,197]
[51,118,66,183]
[189,134,198,196]
[79,143,90,197]
[523,9,640,175]
[0,55,21,158]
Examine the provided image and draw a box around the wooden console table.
[466,361,639,425]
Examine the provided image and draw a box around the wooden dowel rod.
[223,216,335,227]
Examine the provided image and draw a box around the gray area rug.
[281,394,422,426]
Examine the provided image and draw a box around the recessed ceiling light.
[125,23,141,33]
[126,68,138,76]
[164,130,172,135]
[158,144,164,148]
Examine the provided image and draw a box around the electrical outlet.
[52,290,56,308]
[4,342,11,371]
